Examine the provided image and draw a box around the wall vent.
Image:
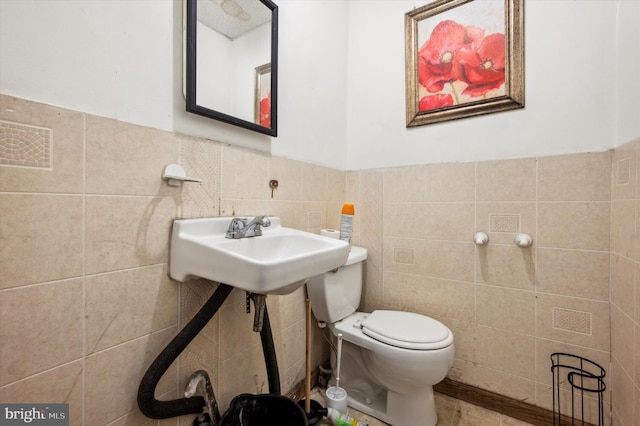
[0,120,52,169]
[393,247,414,265]
[489,214,520,233]
[552,307,592,335]
[616,157,631,186]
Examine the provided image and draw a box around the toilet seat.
[361,310,452,350]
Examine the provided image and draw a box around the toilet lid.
[361,310,452,350]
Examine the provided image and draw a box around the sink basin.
[169,217,350,295]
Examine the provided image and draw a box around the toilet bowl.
[307,246,454,426]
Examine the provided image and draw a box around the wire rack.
[550,353,606,426]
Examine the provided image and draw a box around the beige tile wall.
[0,95,343,426]
[1,94,638,425]
[347,150,616,424]
[609,138,640,426]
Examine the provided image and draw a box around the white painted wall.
[0,0,174,128]
[345,0,638,170]
[1,0,637,171]
[271,0,349,169]
[195,20,270,123]
[0,0,350,168]
[615,1,640,145]
[197,22,234,114]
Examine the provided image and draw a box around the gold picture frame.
[254,63,272,127]
[405,0,524,127]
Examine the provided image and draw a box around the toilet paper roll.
[320,229,340,240]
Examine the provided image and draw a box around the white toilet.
[307,246,454,426]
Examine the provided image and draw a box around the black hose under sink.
[254,292,281,395]
[137,283,281,419]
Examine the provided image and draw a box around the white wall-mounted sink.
[169,217,349,295]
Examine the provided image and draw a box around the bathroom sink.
[169,217,349,295]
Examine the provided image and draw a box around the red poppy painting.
[405,0,524,126]
[254,63,271,127]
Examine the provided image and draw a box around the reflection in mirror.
[186,0,278,136]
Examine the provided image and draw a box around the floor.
[308,388,534,426]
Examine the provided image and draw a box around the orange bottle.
[339,203,354,247]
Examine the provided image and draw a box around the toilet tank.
[307,246,368,323]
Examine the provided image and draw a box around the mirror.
[185,0,278,136]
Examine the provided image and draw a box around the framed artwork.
[405,0,524,127]
[255,63,272,127]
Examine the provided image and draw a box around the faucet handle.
[226,217,247,239]
[258,216,271,228]
[225,216,270,238]
[251,216,270,236]
[232,217,248,229]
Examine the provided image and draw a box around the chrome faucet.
[225,216,271,239]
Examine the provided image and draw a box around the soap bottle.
[339,203,354,247]
[327,408,369,426]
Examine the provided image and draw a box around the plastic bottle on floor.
[327,408,369,426]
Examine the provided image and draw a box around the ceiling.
[197,0,272,40]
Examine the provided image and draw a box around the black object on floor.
[192,412,211,425]
[297,399,328,425]
[221,393,309,426]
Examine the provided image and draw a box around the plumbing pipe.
[184,370,220,425]
[254,293,280,395]
[138,283,282,419]
[252,293,267,332]
[138,283,233,419]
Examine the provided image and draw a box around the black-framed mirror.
[186,0,278,136]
